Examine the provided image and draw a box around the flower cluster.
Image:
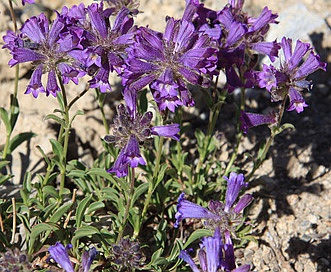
[110,238,145,270]
[104,91,180,177]
[48,242,97,272]
[257,37,327,113]
[180,228,250,272]
[176,172,252,271]
[0,248,32,272]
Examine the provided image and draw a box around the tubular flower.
[257,37,327,113]
[49,242,97,272]
[175,172,252,235]
[2,13,85,97]
[22,0,34,5]
[121,17,218,112]
[104,92,180,177]
[239,111,277,134]
[180,228,251,272]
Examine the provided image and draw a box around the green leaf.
[49,138,64,161]
[16,213,32,233]
[76,194,93,228]
[87,168,116,181]
[201,87,213,109]
[0,160,10,169]
[147,248,167,267]
[0,107,11,133]
[183,229,212,249]
[42,201,58,221]
[44,113,65,126]
[273,122,295,136]
[8,132,36,153]
[86,201,105,215]
[42,186,59,198]
[29,222,60,250]
[9,94,19,129]
[22,171,32,193]
[155,164,168,187]
[0,174,12,185]
[48,201,72,223]
[35,145,51,165]
[132,183,149,206]
[0,229,10,247]
[71,225,100,245]
[70,110,85,124]
[101,187,119,202]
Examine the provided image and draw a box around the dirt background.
[0,0,330,271]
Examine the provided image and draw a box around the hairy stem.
[57,75,70,198]
[245,98,287,182]
[117,168,135,243]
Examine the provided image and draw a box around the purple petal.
[9,48,46,66]
[233,264,251,272]
[107,148,129,177]
[233,194,253,213]
[175,193,220,228]
[123,135,146,168]
[294,52,327,79]
[46,69,60,97]
[21,14,48,43]
[223,172,248,212]
[200,227,222,272]
[25,65,46,98]
[222,231,236,271]
[248,7,278,33]
[87,3,108,38]
[250,41,280,62]
[81,247,98,272]
[48,242,75,272]
[179,250,200,272]
[240,111,276,134]
[280,37,293,64]
[287,88,308,113]
[151,124,180,141]
[288,40,310,71]
[22,0,35,5]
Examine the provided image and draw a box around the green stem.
[139,136,164,235]
[223,88,245,177]
[245,98,287,182]
[57,75,70,198]
[95,89,110,134]
[67,84,90,111]
[117,168,135,243]
[2,61,20,162]
[195,79,225,178]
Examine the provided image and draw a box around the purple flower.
[63,3,137,92]
[105,92,180,177]
[240,111,277,133]
[81,247,98,272]
[2,13,84,97]
[257,37,327,113]
[179,228,250,272]
[48,242,75,272]
[22,0,34,5]
[49,242,97,272]
[175,172,253,234]
[183,0,279,92]
[122,17,218,111]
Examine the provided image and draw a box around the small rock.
[307,214,319,224]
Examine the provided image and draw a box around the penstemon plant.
[0,0,326,271]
